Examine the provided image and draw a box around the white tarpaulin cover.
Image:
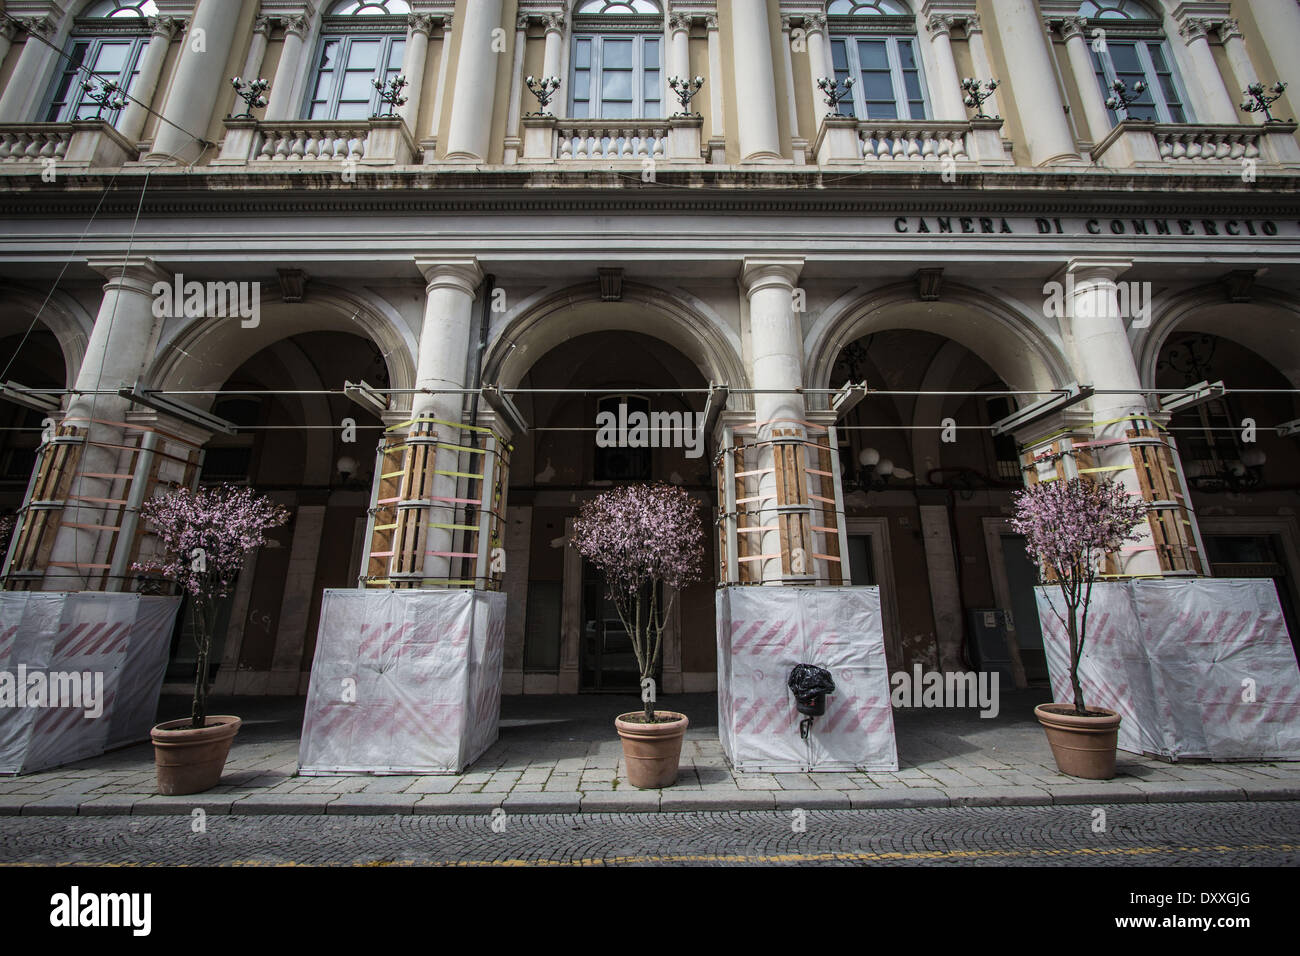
[1036,579,1300,760]
[0,592,180,774]
[298,589,506,774]
[716,586,898,772]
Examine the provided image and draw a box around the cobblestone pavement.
[0,802,1295,865]
[2,692,1298,816]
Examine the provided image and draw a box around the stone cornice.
[2,169,1298,221]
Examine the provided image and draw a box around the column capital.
[19,16,55,38]
[249,15,274,38]
[1178,17,1211,44]
[963,13,983,36]
[1058,257,1133,284]
[1216,17,1243,42]
[408,13,436,36]
[780,14,793,33]
[441,13,453,32]
[740,257,803,296]
[704,13,719,31]
[0,21,16,42]
[282,14,311,40]
[803,12,826,33]
[542,12,566,34]
[926,14,957,38]
[669,11,691,33]
[85,256,171,293]
[516,12,529,30]
[1059,15,1089,42]
[415,256,483,295]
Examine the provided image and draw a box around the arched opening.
[0,323,67,519]
[827,325,1056,689]
[504,328,717,696]
[1153,329,1300,652]
[157,330,387,696]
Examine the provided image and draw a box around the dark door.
[1001,533,1050,684]
[580,559,658,692]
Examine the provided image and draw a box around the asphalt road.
[1,801,1296,866]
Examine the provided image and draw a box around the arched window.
[827,0,929,120]
[570,0,663,119]
[44,1,158,123]
[305,0,410,120]
[1082,0,1190,123]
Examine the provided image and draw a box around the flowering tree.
[1012,477,1149,715]
[134,484,288,728]
[570,483,705,722]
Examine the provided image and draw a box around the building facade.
[0,0,1297,700]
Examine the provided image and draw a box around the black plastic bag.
[787,663,835,716]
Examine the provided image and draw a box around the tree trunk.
[191,594,212,729]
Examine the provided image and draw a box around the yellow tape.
[1023,415,1166,450]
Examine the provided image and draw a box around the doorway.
[580,558,658,692]
[1000,533,1049,684]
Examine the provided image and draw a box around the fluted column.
[1060,259,1160,576]
[740,257,806,583]
[242,15,273,83]
[993,0,1078,164]
[444,0,504,161]
[0,18,57,122]
[1216,18,1260,122]
[1060,16,1112,143]
[1177,17,1238,123]
[779,15,803,161]
[804,12,831,125]
[412,256,483,582]
[924,14,964,120]
[541,12,565,116]
[399,14,434,129]
[147,0,241,162]
[264,15,311,121]
[963,15,1001,119]
[730,0,782,161]
[116,17,180,146]
[45,258,170,591]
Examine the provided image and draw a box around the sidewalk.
[2,691,1297,815]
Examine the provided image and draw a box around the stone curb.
[4,782,1298,816]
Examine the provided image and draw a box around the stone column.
[1248,2,1300,122]
[740,257,805,583]
[705,13,725,160]
[503,13,528,162]
[241,15,273,84]
[427,14,454,148]
[116,17,180,146]
[411,257,482,583]
[779,15,805,162]
[993,0,1078,165]
[0,21,18,79]
[804,12,831,126]
[1060,16,1112,143]
[399,14,435,129]
[963,15,1001,119]
[268,503,326,694]
[147,0,241,162]
[669,11,690,80]
[1177,18,1238,124]
[1216,18,1259,121]
[730,0,782,161]
[264,15,312,122]
[0,18,57,122]
[924,14,964,120]
[443,0,504,161]
[541,12,565,116]
[1060,258,1161,576]
[45,258,170,590]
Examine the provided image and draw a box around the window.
[305,0,409,120]
[827,0,929,120]
[1083,0,1190,124]
[570,0,663,119]
[593,394,652,480]
[44,1,158,124]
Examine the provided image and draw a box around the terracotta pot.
[1035,703,1121,780]
[614,711,688,790]
[151,715,242,796]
